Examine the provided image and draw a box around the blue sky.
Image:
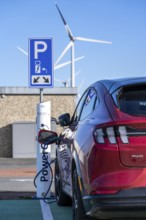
[0,0,146,95]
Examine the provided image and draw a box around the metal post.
[40,88,43,103]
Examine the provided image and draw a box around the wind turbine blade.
[78,79,84,100]
[75,37,112,44]
[55,56,84,70]
[75,70,81,77]
[67,70,81,83]
[74,56,85,62]
[17,46,28,56]
[55,4,74,40]
[55,3,67,26]
[78,79,85,92]
[55,60,72,70]
[55,41,73,66]
[54,78,63,85]
[77,80,85,100]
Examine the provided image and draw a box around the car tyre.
[55,158,72,206]
[72,168,91,220]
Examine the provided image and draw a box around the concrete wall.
[0,87,77,157]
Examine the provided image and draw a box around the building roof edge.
[0,87,78,95]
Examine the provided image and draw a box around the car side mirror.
[58,113,71,127]
[38,130,58,145]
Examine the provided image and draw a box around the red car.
[39,77,146,219]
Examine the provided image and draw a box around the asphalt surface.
[50,203,72,220]
[0,200,43,220]
[0,158,36,199]
[0,157,72,220]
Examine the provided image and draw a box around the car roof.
[96,77,146,94]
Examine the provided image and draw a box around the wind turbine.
[55,4,112,87]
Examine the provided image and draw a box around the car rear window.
[114,85,146,116]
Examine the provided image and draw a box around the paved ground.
[0,158,36,199]
[0,200,43,220]
[50,203,72,220]
[0,158,43,219]
[0,157,72,220]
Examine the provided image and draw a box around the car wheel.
[55,158,71,206]
[72,168,90,220]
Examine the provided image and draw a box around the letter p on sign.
[34,41,48,59]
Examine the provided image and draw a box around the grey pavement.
[0,157,36,168]
[0,157,36,198]
[0,157,72,220]
[0,200,43,220]
[0,158,43,219]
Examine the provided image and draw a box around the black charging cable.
[33,142,57,204]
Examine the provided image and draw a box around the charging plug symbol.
[35,61,41,74]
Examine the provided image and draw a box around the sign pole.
[40,88,43,103]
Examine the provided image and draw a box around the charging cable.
[34,141,56,204]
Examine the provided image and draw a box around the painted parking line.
[40,200,53,220]
[10,178,33,182]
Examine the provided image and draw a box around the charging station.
[36,101,51,198]
[28,37,54,199]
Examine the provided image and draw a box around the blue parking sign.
[28,38,53,88]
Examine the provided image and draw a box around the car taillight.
[118,126,129,143]
[106,127,117,144]
[94,126,117,144]
[94,125,129,144]
[94,128,105,143]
